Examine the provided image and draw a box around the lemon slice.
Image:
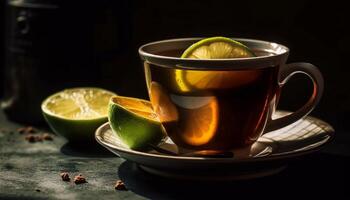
[181,36,255,59]
[175,37,258,92]
[180,96,219,146]
[41,87,116,142]
[108,96,166,150]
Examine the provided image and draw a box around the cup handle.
[264,62,324,132]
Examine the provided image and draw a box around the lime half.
[181,36,255,59]
[108,96,166,150]
[42,87,116,142]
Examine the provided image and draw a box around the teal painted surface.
[0,110,146,200]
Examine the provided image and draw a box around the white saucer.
[95,111,334,181]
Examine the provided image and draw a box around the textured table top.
[0,110,349,199]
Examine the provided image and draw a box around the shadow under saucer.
[118,152,350,199]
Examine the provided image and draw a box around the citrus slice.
[41,87,116,142]
[108,96,166,150]
[149,82,178,123]
[148,82,218,146]
[176,36,259,92]
[178,96,219,146]
[181,36,255,59]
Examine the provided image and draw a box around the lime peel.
[108,96,166,150]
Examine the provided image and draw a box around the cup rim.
[138,37,290,70]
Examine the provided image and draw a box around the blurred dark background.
[0,0,349,152]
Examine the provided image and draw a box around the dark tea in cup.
[139,38,323,151]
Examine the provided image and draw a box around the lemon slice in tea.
[181,36,255,59]
[180,96,219,146]
[41,87,116,142]
[108,96,166,150]
[176,36,258,91]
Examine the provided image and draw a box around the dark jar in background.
[2,0,132,124]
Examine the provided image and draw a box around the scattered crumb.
[60,172,70,182]
[42,133,53,140]
[17,127,27,134]
[114,180,127,191]
[24,134,44,143]
[17,126,37,134]
[25,134,36,143]
[61,172,87,184]
[16,126,55,143]
[24,133,54,143]
[74,174,87,184]
[27,126,36,133]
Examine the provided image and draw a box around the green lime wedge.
[108,96,166,150]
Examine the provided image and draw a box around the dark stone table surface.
[1,110,349,199]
